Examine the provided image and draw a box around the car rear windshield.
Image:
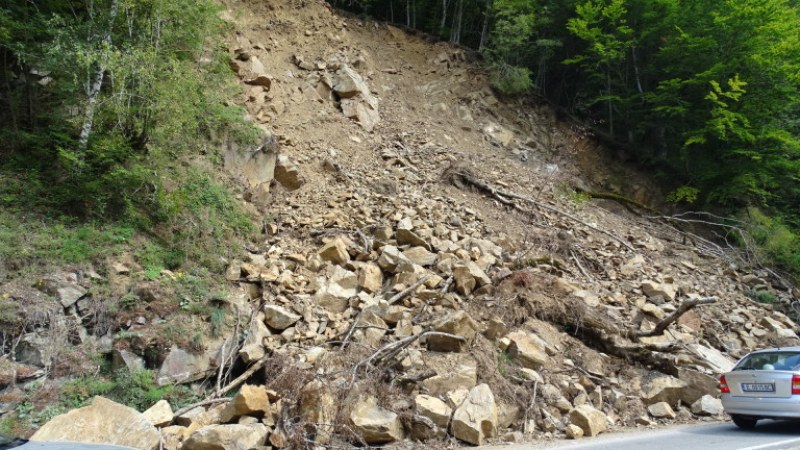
[734,351,800,371]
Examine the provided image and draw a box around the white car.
[720,346,800,429]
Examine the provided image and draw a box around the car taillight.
[720,375,731,394]
[792,375,800,395]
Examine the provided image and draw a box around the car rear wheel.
[731,415,759,429]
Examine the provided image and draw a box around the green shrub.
[744,208,800,281]
[749,289,777,304]
[491,64,533,95]
[59,369,197,412]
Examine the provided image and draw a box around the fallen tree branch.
[633,297,717,340]
[570,249,593,281]
[351,330,464,383]
[450,170,635,252]
[387,276,430,305]
[173,397,232,418]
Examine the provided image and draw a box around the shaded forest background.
[334,0,800,276]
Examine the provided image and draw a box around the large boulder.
[31,396,160,449]
[238,319,271,363]
[219,384,271,423]
[568,404,607,437]
[421,354,478,396]
[300,379,337,444]
[647,402,676,419]
[687,344,735,374]
[183,424,268,450]
[677,368,720,405]
[38,272,86,308]
[350,397,404,444]
[506,330,548,369]
[641,375,688,406]
[332,66,369,98]
[263,305,300,330]
[156,346,213,386]
[415,395,451,438]
[143,399,173,427]
[691,395,724,416]
[641,280,676,301]
[318,238,350,265]
[452,384,498,445]
[357,262,383,293]
[274,154,303,190]
[313,266,358,312]
[427,310,478,352]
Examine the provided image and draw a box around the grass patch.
[59,369,197,412]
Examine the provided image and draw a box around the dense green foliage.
[0,0,257,271]
[334,0,800,277]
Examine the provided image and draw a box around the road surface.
[481,420,800,450]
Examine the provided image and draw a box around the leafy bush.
[491,64,533,95]
[744,208,800,281]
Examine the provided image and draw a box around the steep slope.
[5,0,799,448]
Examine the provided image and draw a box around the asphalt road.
[481,420,800,450]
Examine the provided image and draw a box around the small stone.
[565,423,584,439]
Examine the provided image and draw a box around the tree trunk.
[606,68,613,136]
[406,0,411,27]
[78,0,120,151]
[451,0,463,44]
[1,50,19,146]
[440,0,450,35]
[631,45,644,94]
[479,6,490,50]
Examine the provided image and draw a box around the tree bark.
[440,0,450,35]
[78,0,119,151]
[479,6,490,50]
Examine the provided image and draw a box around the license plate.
[742,383,775,392]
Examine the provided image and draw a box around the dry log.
[633,296,717,340]
[387,276,430,305]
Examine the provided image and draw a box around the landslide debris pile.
[4,0,799,449]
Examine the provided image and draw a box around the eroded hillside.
[3,0,799,448]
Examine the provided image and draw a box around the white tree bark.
[78,0,119,151]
